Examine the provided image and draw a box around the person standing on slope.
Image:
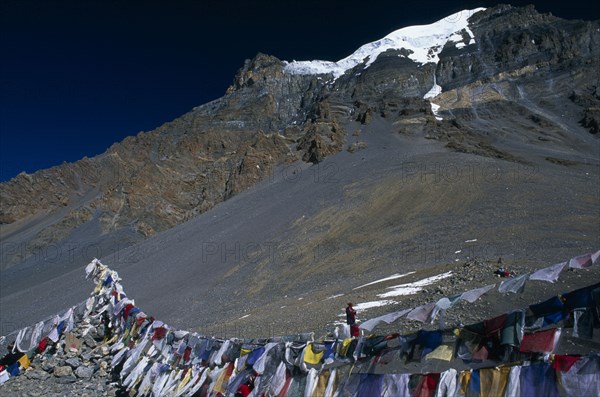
[346,302,360,337]
[346,302,357,325]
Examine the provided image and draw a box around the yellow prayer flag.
[213,367,228,395]
[176,368,193,393]
[303,343,324,365]
[18,354,30,369]
[240,348,252,356]
[105,334,118,345]
[425,345,453,361]
[479,367,511,397]
[339,338,352,356]
[459,371,471,395]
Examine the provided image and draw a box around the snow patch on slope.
[430,103,443,121]
[353,300,398,312]
[353,271,416,290]
[424,83,443,100]
[338,300,398,316]
[377,271,453,298]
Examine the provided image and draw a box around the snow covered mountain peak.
[284,8,486,79]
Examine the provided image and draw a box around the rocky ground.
[0,317,121,396]
[197,253,600,343]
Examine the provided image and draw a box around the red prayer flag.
[520,328,560,353]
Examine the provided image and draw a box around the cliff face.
[0,54,326,270]
[0,4,598,274]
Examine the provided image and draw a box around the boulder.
[75,366,94,379]
[25,370,50,380]
[53,365,73,377]
[55,375,77,384]
[64,357,81,369]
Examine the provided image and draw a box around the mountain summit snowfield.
[284,8,485,78]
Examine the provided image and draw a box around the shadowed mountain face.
[1,5,599,335]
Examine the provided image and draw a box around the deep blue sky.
[1,0,598,181]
